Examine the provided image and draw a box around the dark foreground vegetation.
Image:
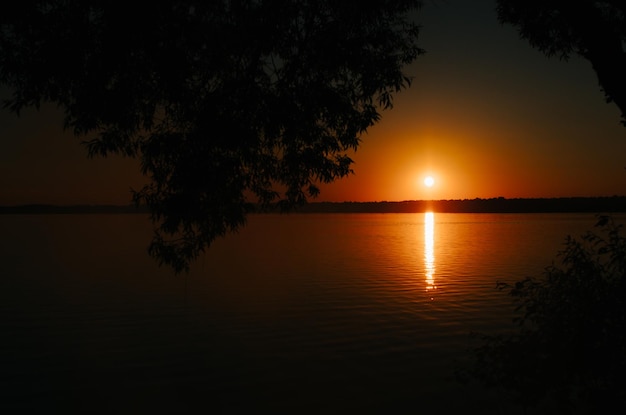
[458,215,626,414]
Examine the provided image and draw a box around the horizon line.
[1,195,626,208]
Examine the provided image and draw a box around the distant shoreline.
[1,196,626,214]
[0,204,148,214]
[292,196,626,214]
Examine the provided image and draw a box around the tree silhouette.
[496,0,626,125]
[0,1,423,272]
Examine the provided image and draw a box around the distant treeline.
[291,196,626,214]
[0,204,148,214]
[1,197,625,214]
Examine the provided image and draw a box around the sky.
[1,0,625,205]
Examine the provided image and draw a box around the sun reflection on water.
[424,212,436,296]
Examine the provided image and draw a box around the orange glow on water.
[424,212,436,295]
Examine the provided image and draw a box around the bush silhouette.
[460,215,626,414]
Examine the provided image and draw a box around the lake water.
[0,212,618,414]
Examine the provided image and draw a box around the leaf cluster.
[496,0,626,124]
[0,1,423,272]
[460,215,626,414]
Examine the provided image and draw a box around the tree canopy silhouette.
[0,0,423,272]
[496,0,626,125]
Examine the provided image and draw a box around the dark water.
[0,213,616,414]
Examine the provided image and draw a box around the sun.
[424,176,435,187]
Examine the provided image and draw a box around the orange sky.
[1,0,625,205]
[317,0,626,202]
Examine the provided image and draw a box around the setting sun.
[424,176,435,187]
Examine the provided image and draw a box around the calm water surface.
[0,212,618,414]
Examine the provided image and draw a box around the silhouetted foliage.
[0,1,423,272]
[496,1,626,125]
[459,215,626,414]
